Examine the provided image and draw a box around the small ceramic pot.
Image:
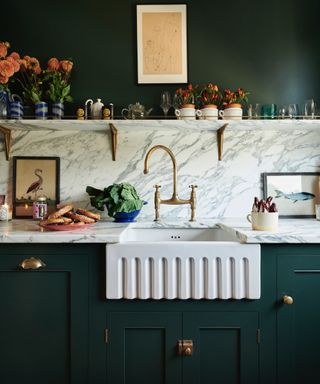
[52,102,64,119]
[219,103,243,120]
[175,104,201,120]
[198,104,218,120]
[247,212,278,231]
[35,101,48,119]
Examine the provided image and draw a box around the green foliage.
[86,183,144,218]
[43,71,73,103]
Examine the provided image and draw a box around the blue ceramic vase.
[0,90,9,119]
[52,102,64,119]
[35,101,48,119]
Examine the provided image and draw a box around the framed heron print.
[136,4,188,84]
[13,156,60,218]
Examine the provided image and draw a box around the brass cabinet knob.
[177,340,193,356]
[184,347,192,356]
[19,257,46,270]
[283,295,294,305]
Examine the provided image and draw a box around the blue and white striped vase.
[0,90,9,119]
[9,94,24,119]
[35,101,48,119]
[52,101,64,119]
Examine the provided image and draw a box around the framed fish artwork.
[13,156,60,219]
[263,172,320,218]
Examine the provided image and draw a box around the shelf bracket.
[0,125,12,161]
[217,123,228,161]
[109,123,118,161]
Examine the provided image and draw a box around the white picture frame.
[263,172,320,218]
[136,4,188,84]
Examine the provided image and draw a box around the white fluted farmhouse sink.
[106,227,260,300]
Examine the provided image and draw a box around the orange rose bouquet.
[16,55,43,104]
[0,41,20,91]
[43,58,73,103]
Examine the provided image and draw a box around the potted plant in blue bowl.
[86,182,145,222]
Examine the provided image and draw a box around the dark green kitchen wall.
[2,0,320,115]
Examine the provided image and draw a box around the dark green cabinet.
[2,242,320,384]
[277,249,320,384]
[106,312,181,384]
[105,311,259,384]
[0,245,90,384]
[183,312,259,384]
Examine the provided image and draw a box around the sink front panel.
[106,242,260,300]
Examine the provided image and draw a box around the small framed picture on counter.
[13,156,60,218]
[263,172,320,218]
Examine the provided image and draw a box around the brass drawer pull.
[19,257,46,270]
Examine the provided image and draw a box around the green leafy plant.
[43,58,73,103]
[86,182,144,218]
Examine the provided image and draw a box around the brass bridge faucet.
[143,145,197,221]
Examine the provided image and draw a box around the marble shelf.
[1,118,320,131]
[1,119,320,162]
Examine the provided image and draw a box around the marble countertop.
[0,218,320,243]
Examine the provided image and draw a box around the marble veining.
[0,120,320,220]
[0,218,320,243]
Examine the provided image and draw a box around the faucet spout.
[143,144,197,222]
[143,145,178,198]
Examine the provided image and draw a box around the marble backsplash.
[0,120,320,219]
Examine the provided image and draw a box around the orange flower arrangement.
[17,54,44,103]
[222,88,249,107]
[198,83,221,106]
[0,41,20,89]
[43,57,73,103]
[175,84,195,106]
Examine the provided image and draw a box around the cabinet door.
[278,252,320,384]
[183,311,259,384]
[106,312,181,384]
[0,246,89,384]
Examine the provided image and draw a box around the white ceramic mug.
[175,105,201,120]
[198,105,218,120]
[219,107,243,120]
[247,211,278,231]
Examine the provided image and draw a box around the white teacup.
[247,212,278,231]
[175,105,201,120]
[198,105,218,120]
[219,107,243,120]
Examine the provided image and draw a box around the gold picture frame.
[13,156,60,218]
[136,4,188,84]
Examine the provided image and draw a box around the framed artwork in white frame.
[136,4,188,84]
[263,172,320,218]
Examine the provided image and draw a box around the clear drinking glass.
[160,91,172,118]
[304,99,316,119]
[278,105,287,119]
[288,103,299,119]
